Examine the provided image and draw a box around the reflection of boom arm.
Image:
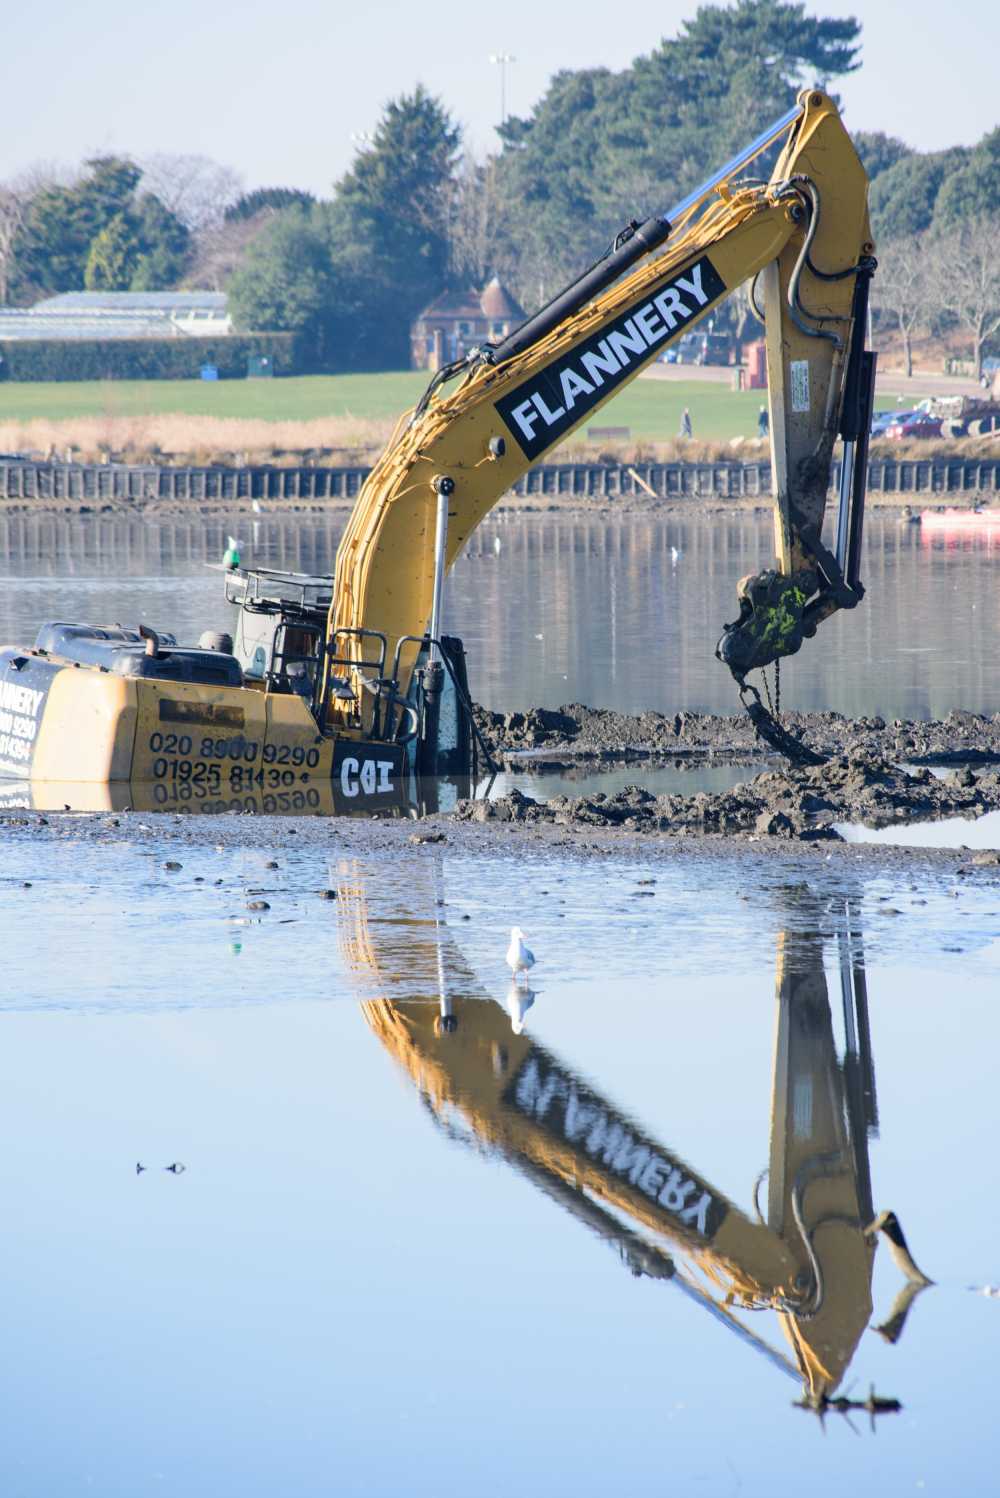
[339,874,929,1403]
[326,89,875,733]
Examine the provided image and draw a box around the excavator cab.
[225,564,477,779]
[226,567,333,701]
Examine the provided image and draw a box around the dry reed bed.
[0,414,995,472]
[0,413,395,468]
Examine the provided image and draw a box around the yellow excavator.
[0,89,875,798]
[337,868,932,1416]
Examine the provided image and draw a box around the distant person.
[757,404,769,438]
[679,407,693,439]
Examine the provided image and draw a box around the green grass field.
[0,372,429,425]
[0,370,911,446]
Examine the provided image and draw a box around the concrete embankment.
[2,455,998,513]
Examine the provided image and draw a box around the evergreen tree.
[17,156,192,295]
[869,147,969,239]
[492,1,862,305]
[325,85,461,365]
[932,128,1000,227]
[130,194,192,289]
[225,187,316,222]
[22,156,141,292]
[84,212,141,290]
[227,206,334,359]
[852,131,912,183]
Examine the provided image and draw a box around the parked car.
[675,331,732,365]
[885,412,943,440]
[870,409,908,436]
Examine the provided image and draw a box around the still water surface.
[2,510,999,1493]
[1,837,998,1494]
[1,508,998,719]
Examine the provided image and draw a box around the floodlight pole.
[489,52,516,127]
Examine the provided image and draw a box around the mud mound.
[474,703,1000,765]
[456,755,1000,841]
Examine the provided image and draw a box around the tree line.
[0,0,997,375]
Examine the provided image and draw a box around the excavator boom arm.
[326,90,873,727]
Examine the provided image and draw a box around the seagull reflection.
[505,981,536,1035]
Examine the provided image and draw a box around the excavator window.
[271,622,322,702]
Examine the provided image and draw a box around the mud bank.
[1,803,998,882]
[476,703,1000,765]
[0,491,967,520]
[459,756,1000,844]
[469,702,1000,843]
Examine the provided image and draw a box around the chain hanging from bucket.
[736,659,828,768]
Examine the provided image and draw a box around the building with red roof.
[410,276,526,370]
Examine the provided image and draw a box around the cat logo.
[331,741,406,814]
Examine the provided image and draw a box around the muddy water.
[1,509,997,720]
[1,831,998,1495]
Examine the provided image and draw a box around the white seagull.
[506,926,535,984]
[506,981,536,1035]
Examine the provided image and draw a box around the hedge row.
[0,333,303,382]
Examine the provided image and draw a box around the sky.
[3,0,996,199]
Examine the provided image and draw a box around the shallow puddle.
[1,832,999,1493]
[837,807,1000,850]
[488,755,764,803]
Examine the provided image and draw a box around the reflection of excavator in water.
[2,90,874,790]
[337,872,931,1415]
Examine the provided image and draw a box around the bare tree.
[448,155,503,287]
[184,211,274,291]
[0,163,71,305]
[929,217,1000,379]
[139,153,243,232]
[872,234,931,378]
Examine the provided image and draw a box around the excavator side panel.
[129,677,269,795]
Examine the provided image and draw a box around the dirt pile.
[455,754,1000,840]
[474,704,1000,765]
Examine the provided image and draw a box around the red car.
[885,412,943,440]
